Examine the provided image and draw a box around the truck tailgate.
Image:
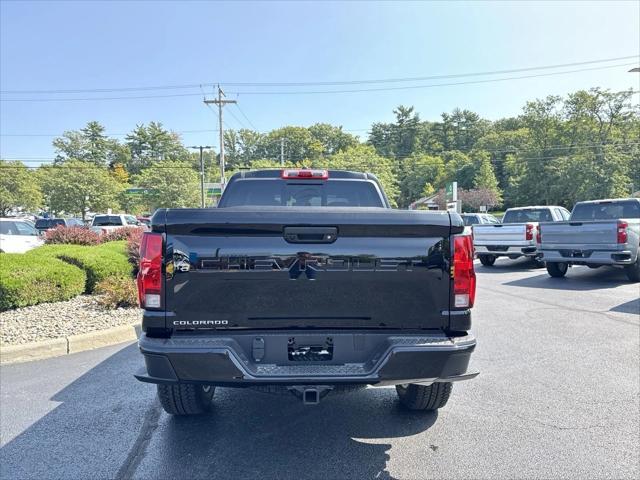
[158,207,457,331]
[540,221,618,248]
[473,224,527,246]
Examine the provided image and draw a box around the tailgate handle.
[283,226,338,244]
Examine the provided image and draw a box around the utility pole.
[204,86,236,187]
[188,146,213,208]
[280,138,286,165]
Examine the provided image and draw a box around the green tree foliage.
[53,121,127,166]
[38,160,121,219]
[125,122,189,173]
[135,160,200,209]
[324,145,399,206]
[0,160,43,215]
[397,154,445,207]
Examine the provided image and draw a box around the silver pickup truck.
[473,206,570,266]
[538,198,640,282]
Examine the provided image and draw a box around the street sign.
[125,188,151,196]
[204,182,222,196]
[445,181,457,202]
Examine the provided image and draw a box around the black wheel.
[531,257,545,268]
[157,384,214,415]
[625,256,640,282]
[395,382,452,411]
[478,255,496,266]
[546,262,568,278]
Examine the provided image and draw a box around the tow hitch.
[288,385,334,405]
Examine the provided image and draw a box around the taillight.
[536,224,542,244]
[617,221,628,244]
[137,232,163,309]
[281,168,328,180]
[525,223,534,241]
[453,235,476,308]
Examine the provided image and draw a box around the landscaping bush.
[95,276,138,309]
[44,225,100,245]
[29,242,132,293]
[126,230,144,275]
[0,253,86,310]
[101,226,145,243]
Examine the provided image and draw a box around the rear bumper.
[540,248,637,265]
[475,244,537,257]
[135,331,477,387]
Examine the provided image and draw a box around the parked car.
[90,214,141,234]
[0,218,44,253]
[538,198,640,281]
[461,213,501,227]
[135,169,478,415]
[472,206,570,266]
[34,217,85,234]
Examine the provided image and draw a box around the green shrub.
[29,242,132,293]
[95,277,138,309]
[0,253,86,310]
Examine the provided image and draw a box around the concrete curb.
[0,323,141,365]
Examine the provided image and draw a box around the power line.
[1,63,637,102]
[233,103,258,130]
[2,55,637,94]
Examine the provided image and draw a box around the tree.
[0,161,42,215]
[125,122,189,173]
[324,145,399,206]
[53,121,126,166]
[397,154,446,207]
[38,160,121,219]
[135,161,200,209]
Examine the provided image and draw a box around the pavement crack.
[115,401,162,480]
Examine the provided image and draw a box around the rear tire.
[396,382,452,411]
[546,262,568,278]
[157,384,214,415]
[625,256,640,282]
[478,255,496,266]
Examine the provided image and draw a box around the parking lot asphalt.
[1,258,638,480]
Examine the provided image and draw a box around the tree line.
[1,87,638,217]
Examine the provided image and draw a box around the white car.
[90,214,143,234]
[0,218,44,253]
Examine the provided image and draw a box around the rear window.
[503,208,554,223]
[570,201,640,221]
[462,215,479,226]
[1,221,37,235]
[35,219,65,229]
[92,215,124,226]
[220,180,384,208]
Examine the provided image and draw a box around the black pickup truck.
[135,169,478,414]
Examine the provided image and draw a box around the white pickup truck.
[90,214,142,234]
[538,198,640,281]
[473,206,570,266]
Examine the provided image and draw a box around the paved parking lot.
[1,258,638,479]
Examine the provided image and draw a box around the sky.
[1,0,639,164]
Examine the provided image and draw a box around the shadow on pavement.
[503,266,632,291]
[1,344,438,480]
[475,257,544,274]
[610,298,640,315]
[145,387,438,480]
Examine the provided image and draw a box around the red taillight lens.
[525,223,534,241]
[453,235,476,308]
[281,169,328,180]
[137,232,163,308]
[617,221,628,244]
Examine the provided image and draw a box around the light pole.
[189,146,213,208]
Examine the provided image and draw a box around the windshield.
[92,215,123,226]
[570,201,640,221]
[220,180,385,208]
[503,208,553,223]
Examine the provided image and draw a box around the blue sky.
[1,0,638,163]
